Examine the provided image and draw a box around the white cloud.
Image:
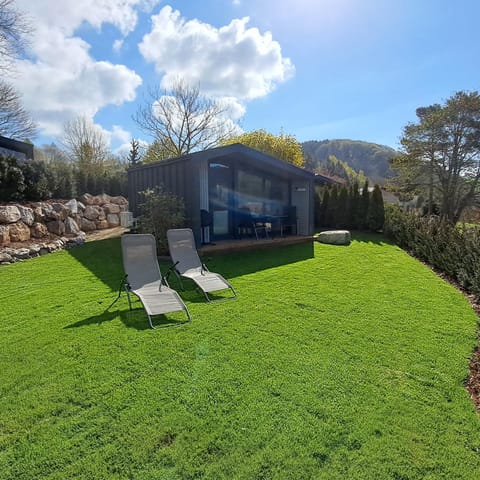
[139,6,294,101]
[113,39,124,53]
[13,0,159,137]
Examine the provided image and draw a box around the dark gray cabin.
[128,143,315,245]
[0,135,34,161]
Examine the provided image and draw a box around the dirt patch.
[85,226,128,242]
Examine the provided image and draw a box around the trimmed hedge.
[384,204,480,298]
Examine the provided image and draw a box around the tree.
[224,129,305,168]
[336,185,349,228]
[143,140,174,164]
[0,0,30,73]
[367,185,385,231]
[391,91,480,223]
[0,80,37,139]
[0,1,36,140]
[133,79,238,158]
[127,138,143,166]
[61,116,111,194]
[359,179,370,229]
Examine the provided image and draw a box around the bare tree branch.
[0,80,36,139]
[133,79,239,158]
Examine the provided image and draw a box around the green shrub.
[384,205,480,298]
[136,186,186,254]
[0,155,25,201]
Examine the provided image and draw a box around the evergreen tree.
[359,179,370,229]
[0,154,25,201]
[348,181,360,229]
[337,185,349,228]
[326,185,338,227]
[321,188,330,227]
[367,185,385,231]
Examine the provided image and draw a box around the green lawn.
[0,234,479,479]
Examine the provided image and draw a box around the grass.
[0,233,479,479]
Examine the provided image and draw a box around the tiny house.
[128,143,315,244]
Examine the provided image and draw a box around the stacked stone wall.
[0,193,128,265]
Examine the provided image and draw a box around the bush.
[384,205,480,298]
[136,186,186,254]
[0,155,25,201]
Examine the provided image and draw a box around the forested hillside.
[303,139,398,184]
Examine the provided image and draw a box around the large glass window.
[236,169,288,215]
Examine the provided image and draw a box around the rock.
[106,213,120,227]
[103,203,120,214]
[96,193,111,206]
[317,230,351,246]
[80,217,96,232]
[83,205,105,221]
[43,205,60,221]
[30,222,48,238]
[47,220,65,236]
[0,252,13,263]
[77,201,86,211]
[29,245,41,256]
[0,225,10,246]
[33,206,46,223]
[65,199,78,215]
[64,217,81,235]
[110,196,128,206]
[52,203,69,220]
[95,219,110,230]
[79,193,95,205]
[14,248,31,260]
[0,205,21,224]
[18,206,35,226]
[9,222,31,242]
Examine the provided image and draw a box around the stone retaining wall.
[0,193,128,265]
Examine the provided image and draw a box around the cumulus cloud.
[139,6,295,101]
[13,0,158,139]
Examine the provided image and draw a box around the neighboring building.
[128,143,315,244]
[0,135,34,161]
[313,173,343,186]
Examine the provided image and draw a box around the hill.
[302,139,398,185]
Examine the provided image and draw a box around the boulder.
[0,225,10,246]
[33,206,46,223]
[9,222,31,242]
[30,222,48,238]
[77,201,86,211]
[52,203,69,220]
[79,193,95,205]
[95,219,110,230]
[106,213,120,227]
[65,199,78,215]
[80,217,96,232]
[18,206,35,226]
[110,196,128,206]
[47,220,65,236]
[0,205,21,224]
[317,230,351,246]
[103,203,120,214]
[43,205,60,221]
[83,205,105,221]
[96,193,111,206]
[64,217,81,235]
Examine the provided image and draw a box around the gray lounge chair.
[110,234,191,328]
[166,228,237,302]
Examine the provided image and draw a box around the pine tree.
[337,185,349,228]
[359,179,370,229]
[348,181,360,229]
[326,185,338,227]
[321,188,330,227]
[367,185,385,231]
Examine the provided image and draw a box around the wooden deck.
[198,235,314,254]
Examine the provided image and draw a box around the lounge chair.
[109,234,191,328]
[166,228,237,302]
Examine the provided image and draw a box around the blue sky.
[14,0,480,153]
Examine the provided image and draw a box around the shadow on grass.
[68,237,123,291]
[64,307,189,330]
[68,236,315,290]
